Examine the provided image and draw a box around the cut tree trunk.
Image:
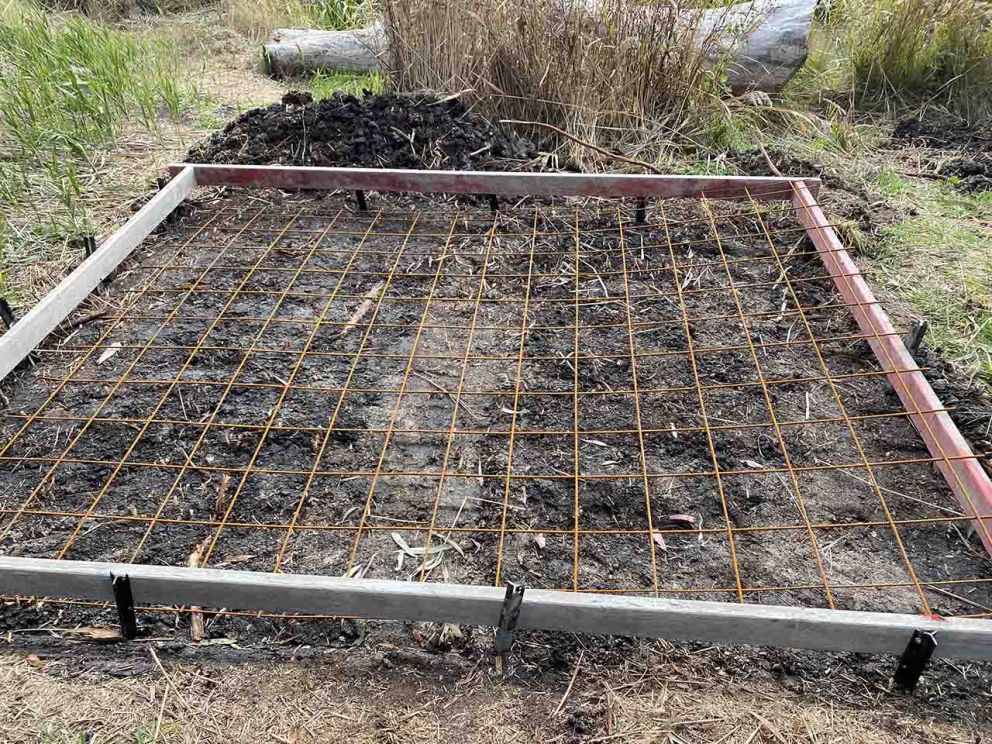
[263,0,814,93]
[264,24,388,78]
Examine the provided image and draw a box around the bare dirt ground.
[2,189,989,612]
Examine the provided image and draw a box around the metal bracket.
[355,189,368,212]
[0,298,15,331]
[494,581,525,660]
[83,235,97,259]
[893,629,937,690]
[111,573,138,640]
[157,176,181,225]
[903,319,928,356]
[635,196,647,225]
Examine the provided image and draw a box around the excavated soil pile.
[893,117,992,192]
[188,91,536,170]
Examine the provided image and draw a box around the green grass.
[791,0,992,122]
[0,0,200,305]
[310,69,385,98]
[227,0,371,40]
[872,183,992,383]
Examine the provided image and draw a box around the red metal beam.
[793,181,992,556]
[169,163,819,201]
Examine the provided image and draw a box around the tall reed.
[382,0,735,158]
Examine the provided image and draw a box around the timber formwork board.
[0,164,990,659]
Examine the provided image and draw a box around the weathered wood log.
[264,24,387,78]
[263,0,814,93]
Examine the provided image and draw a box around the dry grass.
[0,647,981,743]
[842,0,992,121]
[382,0,734,164]
[226,0,373,41]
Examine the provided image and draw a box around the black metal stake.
[83,235,97,259]
[903,319,928,356]
[0,297,15,331]
[157,176,181,225]
[494,582,525,666]
[111,574,138,640]
[893,629,937,691]
[355,189,368,211]
[635,196,647,225]
[489,194,499,214]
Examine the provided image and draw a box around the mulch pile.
[188,91,536,170]
[892,116,992,192]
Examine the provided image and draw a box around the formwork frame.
[0,163,990,661]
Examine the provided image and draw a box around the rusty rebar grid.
[1,187,989,624]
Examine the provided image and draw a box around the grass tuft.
[226,0,371,41]
[874,185,992,383]
[0,1,199,305]
[846,0,992,121]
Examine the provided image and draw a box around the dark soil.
[938,155,992,192]
[725,147,890,238]
[725,147,828,184]
[188,91,537,171]
[892,117,992,151]
[2,188,990,610]
[892,116,992,192]
[1,90,990,724]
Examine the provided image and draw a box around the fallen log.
[262,0,814,92]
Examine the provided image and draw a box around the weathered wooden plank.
[171,163,817,201]
[0,556,988,659]
[0,168,196,382]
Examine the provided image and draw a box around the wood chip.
[187,541,207,643]
[338,280,384,339]
[214,474,232,518]
[666,514,697,529]
[96,342,121,365]
[69,626,122,642]
[25,653,45,668]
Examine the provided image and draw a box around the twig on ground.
[924,583,992,613]
[60,308,108,333]
[410,371,480,419]
[758,144,783,177]
[339,280,384,339]
[554,650,584,715]
[149,647,193,714]
[500,120,663,174]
